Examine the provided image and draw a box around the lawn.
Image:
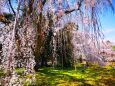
[34,66,115,86]
[0,65,115,86]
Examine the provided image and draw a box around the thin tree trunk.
[3,0,20,85]
[6,0,20,73]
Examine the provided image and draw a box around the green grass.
[0,65,115,86]
[112,46,115,51]
[35,66,115,86]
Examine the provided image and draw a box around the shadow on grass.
[0,66,115,86]
[37,67,115,86]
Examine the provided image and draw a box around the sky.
[101,0,115,44]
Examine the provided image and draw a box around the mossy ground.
[35,65,115,86]
[0,65,115,86]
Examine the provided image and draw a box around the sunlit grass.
[112,46,115,51]
[35,65,115,86]
[0,65,115,86]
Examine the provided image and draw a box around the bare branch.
[8,0,16,15]
[65,9,75,14]
[64,0,84,14]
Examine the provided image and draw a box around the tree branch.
[64,0,84,14]
[8,0,16,15]
[107,0,114,12]
[42,0,47,6]
[65,9,75,14]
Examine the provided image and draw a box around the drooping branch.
[8,0,16,15]
[27,0,34,15]
[107,0,114,11]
